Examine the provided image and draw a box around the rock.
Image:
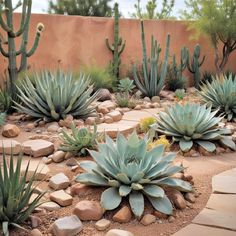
[39,201,61,211]
[112,206,132,223]
[47,123,60,132]
[167,189,186,210]
[198,146,212,156]
[74,119,84,127]
[216,147,226,155]
[49,173,70,190]
[85,117,97,125]
[105,229,134,236]
[98,89,112,102]
[73,200,103,221]
[98,101,116,111]
[134,105,141,110]
[226,124,236,133]
[30,229,43,236]
[64,115,74,128]
[140,214,156,226]
[71,183,92,196]
[153,211,168,219]
[71,165,79,172]
[104,115,114,124]
[151,96,160,103]
[135,90,142,98]
[66,158,78,166]
[50,190,73,207]
[107,111,122,122]
[168,216,175,223]
[29,134,50,140]
[183,174,193,182]
[25,123,35,131]
[65,152,74,160]
[185,192,196,203]
[30,215,42,228]
[2,124,20,138]
[98,107,110,115]
[51,215,83,236]
[143,97,151,102]
[42,156,52,164]
[0,139,21,155]
[22,140,54,157]
[52,150,66,163]
[95,219,111,231]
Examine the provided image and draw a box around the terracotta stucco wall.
[0,13,235,84]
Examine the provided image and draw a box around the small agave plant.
[60,123,97,156]
[152,103,236,152]
[76,132,192,217]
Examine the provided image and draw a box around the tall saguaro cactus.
[186,44,205,89]
[106,2,125,82]
[0,0,44,96]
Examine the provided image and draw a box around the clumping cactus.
[106,2,125,81]
[0,0,44,97]
[186,44,205,89]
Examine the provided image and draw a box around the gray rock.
[49,173,70,190]
[98,88,112,102]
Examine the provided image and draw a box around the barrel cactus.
[76,132,192,217]
[152,103,236,152]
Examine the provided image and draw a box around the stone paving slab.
[206,194,236,213]
[122,110,157,122]
[215,168,236,176]
[212,175,236,194]
[192,208,236,231]
[173,224,236,236]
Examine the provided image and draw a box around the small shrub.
[76,132,192,217]
[0,113,5,126]
[148,135,170,150]
[174,89,186,100]
[167,72,186,91]
[0,151,45,235]
[60,123,97,156]
[118,78,136,93]
[115,92,129,107]
[140,117,157,133]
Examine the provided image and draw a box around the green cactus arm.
[199,55,206,66]
[0,42,9,57]
[186,52,195,74]
[105,38,114,52]
[118,40,126,56]
[26,31,42,57]
[0,11,13,33]
[15,45,24,56]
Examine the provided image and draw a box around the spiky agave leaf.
[14,71,99,121]
[0,150,45,235]
[200,74,236,121]
[76,132,192,217]
[152,103,236,152]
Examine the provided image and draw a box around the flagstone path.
[173,167,236,236]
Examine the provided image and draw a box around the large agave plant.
[14,71,99,121]
[200,74,236,121]
[0,151,45,236]
[60,123,98,156]
[152,103,236,152]
[76,132,192,217]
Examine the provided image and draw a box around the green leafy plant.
[0,151,45,235]
[115,92,129,108]
[81,65,114,91]
[118,78,136,94]
[14,71,98,122]
[133,21,170,98]
[174,89,185,100]
[152,103,236,152]
[201,71,214,86]
[140,117,157,133]
[200,74,236,121]
[0,88,11,113]
[0,112,5,126]
[60,123,98,156]
[76,132,192,217]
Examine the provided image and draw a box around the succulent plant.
[148,135,171,151]
[76,132,192,217]
[152,103,236,152]
[60,123,98,156]
[140,117,157,133]
[200,74,236,121]
[0,150,45,235]
[14,71,99,122]
[118,78,136,94]
[0,112,5,126]
[174,89,186,100]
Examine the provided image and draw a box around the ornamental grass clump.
[14,71,99,122]
[60,123,98,156]
[76,132,192,217]
[0,151,45,235]
[152,103,236,152]
[200,74,236,121]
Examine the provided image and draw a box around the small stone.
[64,152,74,160]
[30,229,43,236]
[198,146,212,156]
[51,215,83,236]
[49,173,70,190]
[74,119,84,127]
[52,150,66,163]
[216,146,226,155]
[98,107,110,114]
[22,139,54,157]
[38,120,46,126]
[73,200,103,221]
[30,215,42,228]
[98,101,116,111]
[47,123,60,132]
[167,189,186,210]
[42,156,52,164]
[183,174,193,182]
[168,216,175,223]
[71,183,92,196]
[64,115,74,128]
[39,201,61,211]
[85,117,97,125]
[71,165,79,172]
[151,96,160,103]
[112,206,132,223]
[98,89,112,102]
[50,190,73,207]
[143,97,151,102]
[104,115,114,124]
[153,211,168,219]
[134,105,141,110]
[2,124,20,138]
[185,192,196,203]
[105,229,134,236]
[66,158,78,166]
[140,214,156,226]
[107,111,122,122]
[0,139,21,155]
[95,219,111,231]
[25,123,35,131]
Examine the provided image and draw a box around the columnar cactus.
[0,0,44,96]
[106,3,125,81]
[186,44,205,89]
